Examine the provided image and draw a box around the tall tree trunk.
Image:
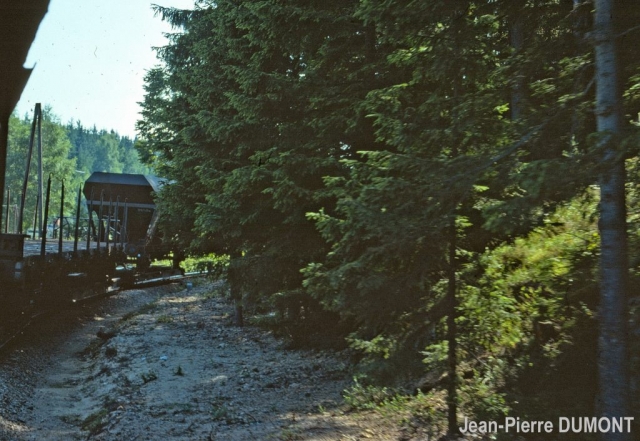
[445,74,462,434]
[593,1,630,439]
[228,252,244,327]
[509,3,525,121]
[0,115,8,233]
[446,217,458,436]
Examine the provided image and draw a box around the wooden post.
[87,188,93,251]
[58,180,64,255]
[40,175,51,257]
[74,187,81,254]
[37,105,43,236]
[19,104,41,233]
[105,197,112,253]
[32,193,39,239]
[114,196,120,250]
[121,199,128,249]
[97,190,104,252]
[4,188,10,233]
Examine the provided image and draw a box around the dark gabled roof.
[83,172,165,207]
[85,172,163,193]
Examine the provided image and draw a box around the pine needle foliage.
[137,0,640,428]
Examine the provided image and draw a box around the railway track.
[0,270,209,356]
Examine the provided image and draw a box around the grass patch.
[156,314,173,324]
[141,370,158,384]
[344,380,448,440]
[182,254,229,275]
[79,338,106,359]
[166,402,195,414]
[343,378,396,410]
[275,428,304,441]
[60,414,82,425]
[341,377,447,438]
[121,302,158,322]
[380,391,447,439]
[210,403,229,420]
[81,408,109,435]
[201,281,230,299]
[209,397,237,422]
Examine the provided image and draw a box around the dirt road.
[0,282,404,440]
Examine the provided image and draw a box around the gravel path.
[0,281,404,440]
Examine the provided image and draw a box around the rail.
[0,270,211,355]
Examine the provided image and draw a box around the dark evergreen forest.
[135,0,640,437]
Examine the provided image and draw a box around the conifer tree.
[136,0,640,429]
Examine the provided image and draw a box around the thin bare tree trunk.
[509,2,525,121]
[446,218,458,436]
[228,252,244,327]
[593,1,630,439]
[0,116,8,233]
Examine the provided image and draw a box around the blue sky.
[16,0,195,138]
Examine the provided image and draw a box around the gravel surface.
[0,284,171,440]
[0,281,407,440]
